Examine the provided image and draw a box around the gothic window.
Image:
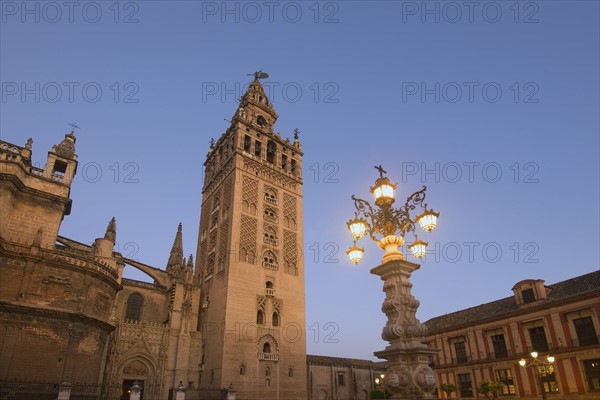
[263,342,271,353]
[265,281,274,296]
[288,368,294,378]
[264,190,277,205]
[266,378,270,387]
[125,293,143,321]
[244,135,251,152]
[272,312,280,327]
[264,226,278,245]
[265,366,271,376]
[248,249,256,264]
[574,317,599,346]
[267,140,276,163]
[240,364,246,376]
[291,159,297,174]
[264,208,277,223]
[255,141,262,157]
[262,251,277,270]
[257,310,264,325]
[281,154,287,170]
[529,326,549,352]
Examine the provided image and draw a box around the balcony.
[262,261,278,271]
[264,214,277,223]
[265,288,275,297]
[264,196,278,205]
[258,352,279,361]
[571,335,600,347]
[264,237,278,246]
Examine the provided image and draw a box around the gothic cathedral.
[0,75,307,400]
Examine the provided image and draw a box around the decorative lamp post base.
[371,259,440,400]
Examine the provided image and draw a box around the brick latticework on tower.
[195,77,307,400]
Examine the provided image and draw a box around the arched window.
[257,310,264,325]
[266,281,273,289]
[288,368,294,378]
[125,293,143,321]
[257,115,267,127]
[265,366,271,376]
[240,364,246,376]
[272,312,280,327]
[263,342,271,353]
[266,140,276,164]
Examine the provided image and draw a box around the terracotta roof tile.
[424,270,600,334]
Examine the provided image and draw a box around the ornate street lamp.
[519,352,556,400]
[345,166,441,400]
[346,165,439,264]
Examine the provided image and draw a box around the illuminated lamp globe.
[417,209,440,232]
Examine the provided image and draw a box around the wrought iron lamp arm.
[351,195,380,242]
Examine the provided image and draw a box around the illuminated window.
[583,359,600,391]
[496,369,516,396]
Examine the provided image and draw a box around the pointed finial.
[167,222,184,271]
[25,138,33,150]
[293,128,299,140]
[104,217,116,243]
[210,138,215,148]
[187,254,194,267]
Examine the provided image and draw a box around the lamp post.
[519,352,555,400]
[375,374,387,399]
[346,166,440,399]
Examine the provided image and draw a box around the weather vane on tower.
[248,70,269,80]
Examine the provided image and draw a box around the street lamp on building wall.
[519,352,556,400]
[345,166,440,400]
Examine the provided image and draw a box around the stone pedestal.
[129,382,141,400]
[57,382,71,400]
[371,259,439,400]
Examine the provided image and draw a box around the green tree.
[439,383,458,398]
[477,379,504,400]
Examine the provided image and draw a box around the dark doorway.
[121,380,144,400]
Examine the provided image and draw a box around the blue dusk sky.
[1,1,598,361]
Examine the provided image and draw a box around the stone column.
[371,259,438,400]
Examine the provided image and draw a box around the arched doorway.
[121,360,149,400]
[318,388,328,400]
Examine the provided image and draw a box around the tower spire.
[104,217,116,243]
[167,223,184,272]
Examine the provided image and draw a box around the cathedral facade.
[0,77,307,400]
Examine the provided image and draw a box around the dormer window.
[522,288,535,304]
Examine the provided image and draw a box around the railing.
[30,166,44,176]
[51,173,64,182]
[258,352,279,361]
[264,237,278,245]
[265,288,275,297]
[264,196,278,205]
[262,261,278,271]
[571,335,600,347]
[264,214,277,223]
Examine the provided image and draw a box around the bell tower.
[195,74,307,399]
